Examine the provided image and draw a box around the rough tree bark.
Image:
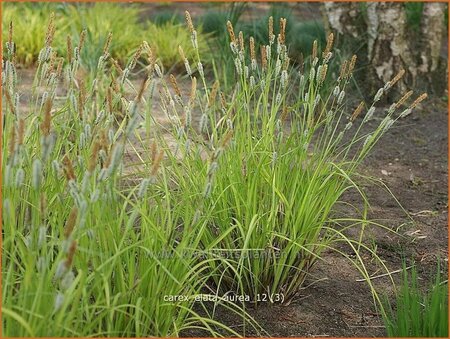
[368,2,417,93]
[366,3,378,59]
[323,2,447,96]
[418,2,447,94]
[323,2,362,38]
[322,2,368,83]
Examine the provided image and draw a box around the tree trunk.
[324,2,446,96]
[322,2,367,84]
[368,3,416,94]
[323,2,361,38]
[366,3,378,58]
[418,3,446,94]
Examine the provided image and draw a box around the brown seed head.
[226,21,236,43]
[249,37,256,61]
[99,129,108,150]
[339,60,348,80]
[159,88,167,107]
[130,43,144,69]
[277,34,281,48]
[185,11,194,33]
[208,80,219,108]
[45,13,56,46]
[170,74,182,98]
[323,32,334,58]
[146,45,156,75]
[283,56,290,71]
[18,119,25,146]
[88,139,101,173]
[150,141,157,163]
[238,31,244,52]
[111,58,123,74]
[395,90,413,108]
[261,45,267,70]
[281,105,289,123]
[312,40,318,61]
[319,64,328,84]
[279,18,287,45]
[103,150,112,169]
[241,157,247,177]
[64,207,78,239]
[220,92,227,111]
[47,51,57,76]
[63,155,76,181]
[390,69,406,88]
[78,29,87,52]
[221,130,233,148]
[409,93,428,109]
[347,55,357,76]
[67,35,73,64]
[151,150,164,177]
[65,240,77,268]
[350,101,365,122]
[56,57,64,77]
[178,45,186,61]
[142,41,155,70]
[103,32,113,55]
[142,40,151,54]
[78,79,86,119]
[41,98,53,137]
[40,194,47,219]
[4,89,15,115]
[268,16,274,43]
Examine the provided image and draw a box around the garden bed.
[228,96,448,337]
[3,2,448,337]
[13,63,448,336]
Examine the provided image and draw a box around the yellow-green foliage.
[2,3,211,70]
[2,3,68,66]
[144,22,211,70]
[65,3,143,70]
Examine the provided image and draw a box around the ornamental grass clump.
[3,8,430,337]
[163,14,427,303]
[2,15,254,337]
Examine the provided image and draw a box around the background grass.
[2,2,208,72]
[382,262,448,337]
